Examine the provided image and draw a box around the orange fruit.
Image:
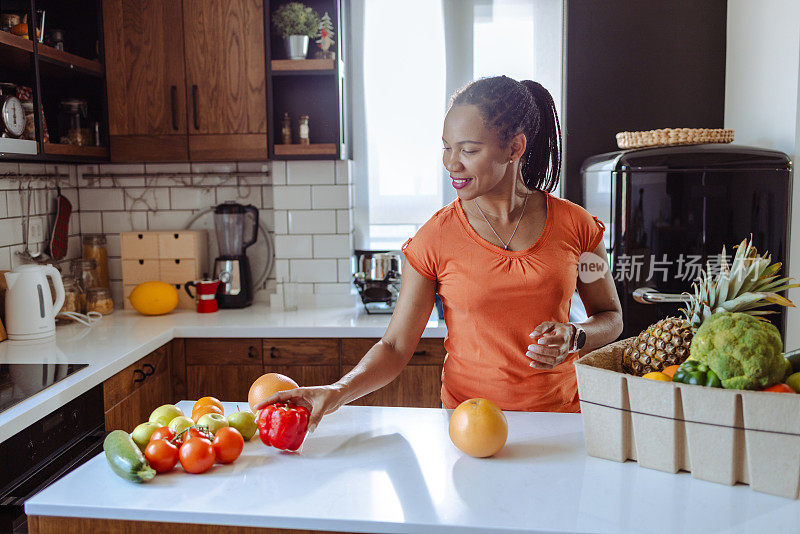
[192,404,223,421]
[662,365,680,378]
[248,373,299,412]
[448,398,508,458]
[193,396,223,412]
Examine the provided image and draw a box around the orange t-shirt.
[401,192,605,412]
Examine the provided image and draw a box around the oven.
[0,384,105,533]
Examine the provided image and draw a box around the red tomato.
[179,437,215,474]
[185,427,213,443]
[764,383,796,393]
[145,438,179,473]
[213,427,244,464]
[149,427,175,443]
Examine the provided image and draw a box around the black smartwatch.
[568,323,587,352]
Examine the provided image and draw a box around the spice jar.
[86,287,114,315]
[298,115,310,145]
[72,257,100,295]
[281,112,292,144]
[57,276,82,323]
[82,234,109,288]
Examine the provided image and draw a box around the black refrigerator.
[581,144,792,341]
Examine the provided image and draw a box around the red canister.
[184,279,220,313]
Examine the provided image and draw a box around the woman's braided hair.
[449,76,562,192]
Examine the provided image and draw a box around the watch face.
[576,329,587,349]
[1,96,25,137]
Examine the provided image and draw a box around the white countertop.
[25,402,798,534]
[0,305,446,443]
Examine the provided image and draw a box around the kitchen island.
[25,402,799,534]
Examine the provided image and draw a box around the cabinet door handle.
[248,346,257,359]
[143,363,155,376]
[413,350,427,356]
[269,347,278,359]
[170,85,178,130]
[192,84,199,130]
[133,369,146,383]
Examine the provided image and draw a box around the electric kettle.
[4,264,65,340]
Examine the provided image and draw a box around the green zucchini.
[103,430,156,483]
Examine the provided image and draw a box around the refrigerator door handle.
[633,287,691,304]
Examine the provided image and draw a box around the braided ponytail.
[449,76,562,192]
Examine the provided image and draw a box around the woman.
[257,76,623,432]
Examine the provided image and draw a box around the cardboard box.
[575,338,800,499]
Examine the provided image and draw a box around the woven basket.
[616,128,734,149]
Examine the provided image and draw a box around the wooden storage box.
[121,230,207,310]
[574,339,800,499]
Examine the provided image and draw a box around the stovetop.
[0,363,88,414]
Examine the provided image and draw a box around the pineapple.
[622,237,798,375]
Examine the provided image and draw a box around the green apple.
[131,422,160,452]
[168,416,195,436]
[787,372,800,393]
[149,404,184,427]
[227,411,257,441]
[197,412,228,436]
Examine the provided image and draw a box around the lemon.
[129,281,179,315]
[642,372,672,382]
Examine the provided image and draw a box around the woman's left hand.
[527,321,574,369]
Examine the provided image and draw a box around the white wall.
[725,0,800,350]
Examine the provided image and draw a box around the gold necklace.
[473,193,530,250]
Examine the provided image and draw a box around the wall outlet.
[29,218,44,242]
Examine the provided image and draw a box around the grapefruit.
[448,398,508,458]
[248,373,299,412]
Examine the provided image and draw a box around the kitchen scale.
[0,363,88,414]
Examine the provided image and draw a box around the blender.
[213,201,259,308]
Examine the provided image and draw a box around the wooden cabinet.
[103,343,173,432]
[103,0,267,162]
[185,339,263,401]
[263,338,340,388]
[103,0,189,161]
[341,338,445,408]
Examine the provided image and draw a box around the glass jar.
[72,258,100,297]
[86,287,114,315]
[57,276,82,323]
[298,115,310,145]
[82,234,109,288]
[281,112,292,144]
[58,98,89,146]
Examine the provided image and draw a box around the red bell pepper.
[257,402,310,451]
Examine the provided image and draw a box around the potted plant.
[272,2,320,60]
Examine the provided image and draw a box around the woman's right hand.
[253,384,345,433]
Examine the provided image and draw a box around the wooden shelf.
[271,59,335,72]
[43,143,108,158]
[37,44,104,77]
[273,143,337,156]
[0,30,34,52]
[0,30,34,71]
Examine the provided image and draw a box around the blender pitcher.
[212,201,259,308]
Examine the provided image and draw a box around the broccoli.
[689,312,785,390]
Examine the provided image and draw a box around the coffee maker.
[213,201,259,308]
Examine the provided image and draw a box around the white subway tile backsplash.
[0,219,23,247]
[145,163,191,174]
[313,282,352,294]
[99,163,145,175]
[80,212,103,234]
[66,235,82,259]
[274,186,311,209]
[262,186,274,209]
[313,234,352,258]
[236,161,270,174]
[170,187,216,210]
[102,211,147,233]
[0,191,6,218]
[270,161,287,185]
[109,257,122,280]
[336,209,352,234]
[60,187,79,208]
[274,259,289,281]
[216,185,262,207]
[147,210,196,231]
[290,259,338,282]
[258,209,275,232]
[273,210,288,234]
[0,247,10,270]
[18,163,47,174]
[77,165,99,187]
[6,191,21,218]
[311,185,349,209]
[274,235,312,259]
[0,162,20,178]
[80,188,124,211]
[124,188,171,211]
[335,160,351,184]
[110,282,124,308]
[106,234,121,256]
[288,210,336,234]
[338,258,353,282]
[286,161,335,185]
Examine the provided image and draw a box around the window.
[354,0,564,250]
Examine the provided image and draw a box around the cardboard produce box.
[574,338,800,499]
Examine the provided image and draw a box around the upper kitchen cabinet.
[103,0,268,162]
[103,0,188,161]
[0,0,109,162]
